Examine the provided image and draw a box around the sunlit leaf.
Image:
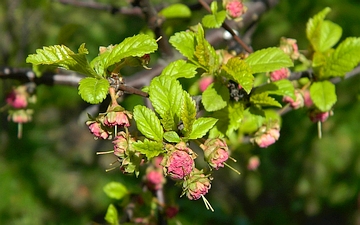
[132,139,165,159]
[188,117,218,139]
[159,3,191,18]
[202,83,229,112]
[103,182,128,200]
[309,81,337,112]
[223,57,254,93]
[133,105,164,142]
[78,77,109,104]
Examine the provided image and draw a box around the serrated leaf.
[26,44,99,78]
[202,11,226,28]
[314,20,342,52]
[181,91,196,136]
[133,105,164,142]
[160,59,198,79]
[132,139,165,159]
[163,131,181,143]
[169,31,196,60]
[103,182,128,200]
[306,7,333,51]
[309,81,337,112]
[202,83,229,112]
[320,37,360,78]
[158,3,191,18]
[222,57,254,94]
[160,110,176,131]
[78,77,109,104]
[245,47,293,74]
[253,79,296,100]
[250,92,282,108]
[105,204,118,225]
[228,102,244,133]
[188,117,218,139]
[194,25,219,72]
[149,76,183,130]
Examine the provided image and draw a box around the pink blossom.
[183,169,211,200]
[309,110,330,123]
[104,111,130,127]
[270,68,290,82]
[280,37,300,60]
[253,125,280,148]
[87,121,109,139]
[145,170,165,191]
[283,90,304,109]
[8,109,32,123]
[303,90,313,108]
[225,0,246,19]
[6,91,28,108]
[113,134,128,157]
[201,138,229,170]
[247,156,260,171]
[199,76,213,92]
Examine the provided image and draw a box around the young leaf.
[103,182,129,200]
[26,44,99,78]
[103,34,158,70]
[320,37,360,78]
[253,79,296,100]
[105,204,119,225]
[202,11,227,28]
[160,59,198,79]
[244,47,293,74]
[149,76,183,130]
[164,131,181,143]
[132,139,165,159]
[228,102,245,133]
[250,92,282,108]
[309,81,337,112]
[188,117,218,139]
[133,105,164,142]
[202,83,229,112]
[78,77,109,104]
[181,91,197,135]
[169,31,196,60]
[222,57,254,94]
[194,25,219,73]
[158,3,191,19]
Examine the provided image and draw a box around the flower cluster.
[252,123,280,148]
[280,37,300,60]
[269,68,291,82]
[200,138,229,170]
[182,169,211,200]
[283,89,305,109]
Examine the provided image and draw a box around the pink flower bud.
[8,109,33,123]
[104,111,130,127]
[145,170,165,191]
[280,37,300,60]
[6,89,28,108]
[162,143,195,180]
[225,0,246,19]
[270,68,290,82]
[201,138,229,170]
[199,76,213,92]
[182,169,211,200]
[247,156,260,171]
[303,90,313,108]
[112,134,129,158]
[86,121,109,139]
[309,110,330,123]
[283,90,304,109]
[253,125,280,148]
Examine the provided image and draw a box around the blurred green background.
[1,0,360,224]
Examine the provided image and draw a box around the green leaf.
[194,25,219,73]
[202,11,226,28]
[105,204,118,225]
[133,105,164,142]
[169,31,196,60]
[181,91,197,136]
[222,57,254,94]
[158,3,191,18]
[132,139,165,159]
[160,59,198,79]
[103,182,128,200]
[201,83,229,112]
[228,102,244,133]
[149,76,183,130]
[253,79,296,100]
[309,81,337,112]
[78,77,109,104]
[320,37,360,78]
[188,117,218,139]
[163,131,181,143]
[26,44,99,78]
[245,47,293,74]
[250,92,282,108]
[306,7,337,52]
